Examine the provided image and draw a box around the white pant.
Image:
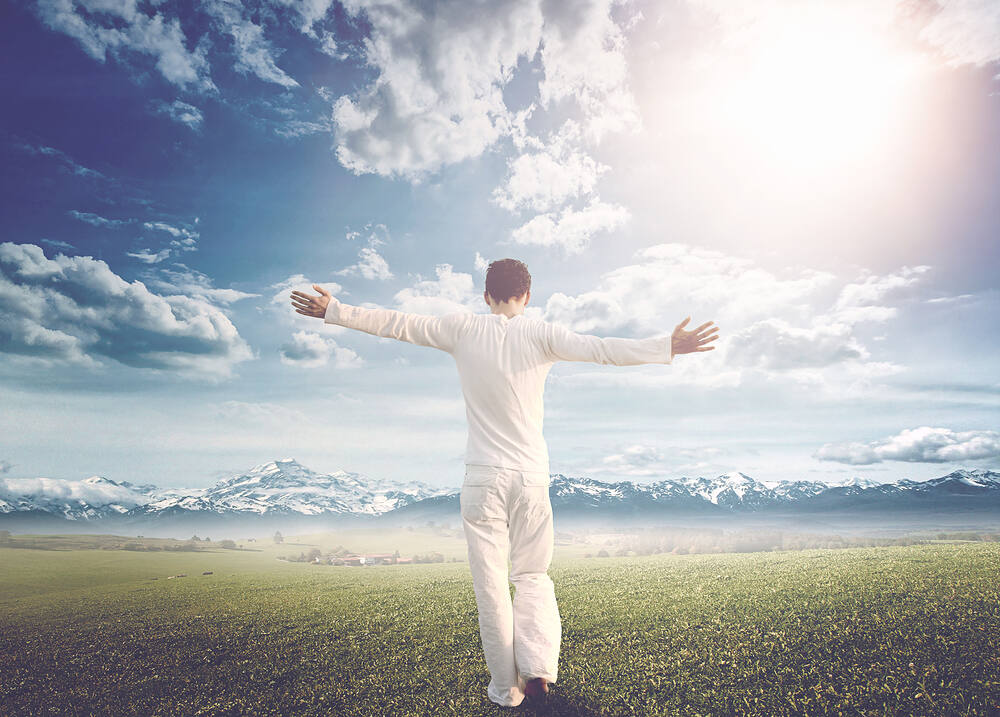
[460,464,561,707]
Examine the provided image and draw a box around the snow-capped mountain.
[126,458,454,519]
[0,474,157,521]
[1,462,998,532]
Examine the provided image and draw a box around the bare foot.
[524,677,549,700]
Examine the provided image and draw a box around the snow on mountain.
[128,458,454,518]
[0,474,154,520]
[2,463,998,524]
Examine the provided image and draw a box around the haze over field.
[1,0,998,491]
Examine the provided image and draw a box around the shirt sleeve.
[542,321,674,366]
[323,297,466,353]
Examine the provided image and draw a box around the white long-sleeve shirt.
[323,298,673,474]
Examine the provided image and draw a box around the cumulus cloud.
[336,246,393,280]
[540,243,929,388]
[271,0,337,41]
[393,264,480,314]
[203,0,300,88]
[330,0,637,179]
[68,210,129,228]
[815,426,1000,464]
[33,0,215,92]
[337,226,393,280]
[598,444,669,477]
[510,198,629,254]
[151,99,205,130]
[0,475,149,508]
[139,221,199,258]
[0,242,253,377]
[279,330,363,368]
[726,319,867,371]
[536,0,641,143]
[493,148,608,214]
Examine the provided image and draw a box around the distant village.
[271,531,461,566]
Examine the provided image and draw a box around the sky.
[0,0,998,491]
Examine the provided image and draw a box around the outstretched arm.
[544,316,718,366]
[290,285,464,353]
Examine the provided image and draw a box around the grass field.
[1,538,998,716]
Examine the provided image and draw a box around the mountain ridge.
[2,460,998,529]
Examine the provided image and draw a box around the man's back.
[450,313,556,473]
[321,299,674,474]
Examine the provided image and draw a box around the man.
[290,258,718,708]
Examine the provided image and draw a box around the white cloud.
[392,264,480,315]
[203,0,300,88]
[0,242,253,377]
[330,0,638,179]
[336,246,393,280]
[726,318,867,371]
[271,0,343,55]
[125,248,172,264]
[268,274,343,307]
[919,0,1000,69]
[142,221,199,255]
[474,252,489,275]
[139,263,259,304]
[492,142,608,213]
[536,0,641,143]
[539,243,930,390]
[16,141,106,180]
[510,198,629,253]
[34,0,216,92]
[68,210,129,228]
[815,426,1000,464]
[598,444,669,477]
[40,239,76,251]
[151,99,205,130]
[279,330,363,368]
[214,400,310,423]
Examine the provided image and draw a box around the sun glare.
[686,7,928,181]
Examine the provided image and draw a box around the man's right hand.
[290,284,332,319]
[671,317,719,358]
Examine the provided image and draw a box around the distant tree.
[204,537,211,543]
[191,535,201,542]
[306,548,322,562]
[596,549,609,558]
[0,529,11,543]
[273,531,284,544]
[220,539,237,549]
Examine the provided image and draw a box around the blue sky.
[1,0,998,490]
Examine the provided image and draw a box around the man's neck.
[490,305,523,318]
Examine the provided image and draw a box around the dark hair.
[485,258,531,303]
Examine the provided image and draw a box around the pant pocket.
[461,485,505,522]
[464,464,501,486]
[519,470,550,487]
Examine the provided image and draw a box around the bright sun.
[685,6,928,180]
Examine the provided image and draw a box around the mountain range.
[1,458,998,536]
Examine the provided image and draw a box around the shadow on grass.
[516,689,600,717]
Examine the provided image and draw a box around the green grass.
[1,541,998,716]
